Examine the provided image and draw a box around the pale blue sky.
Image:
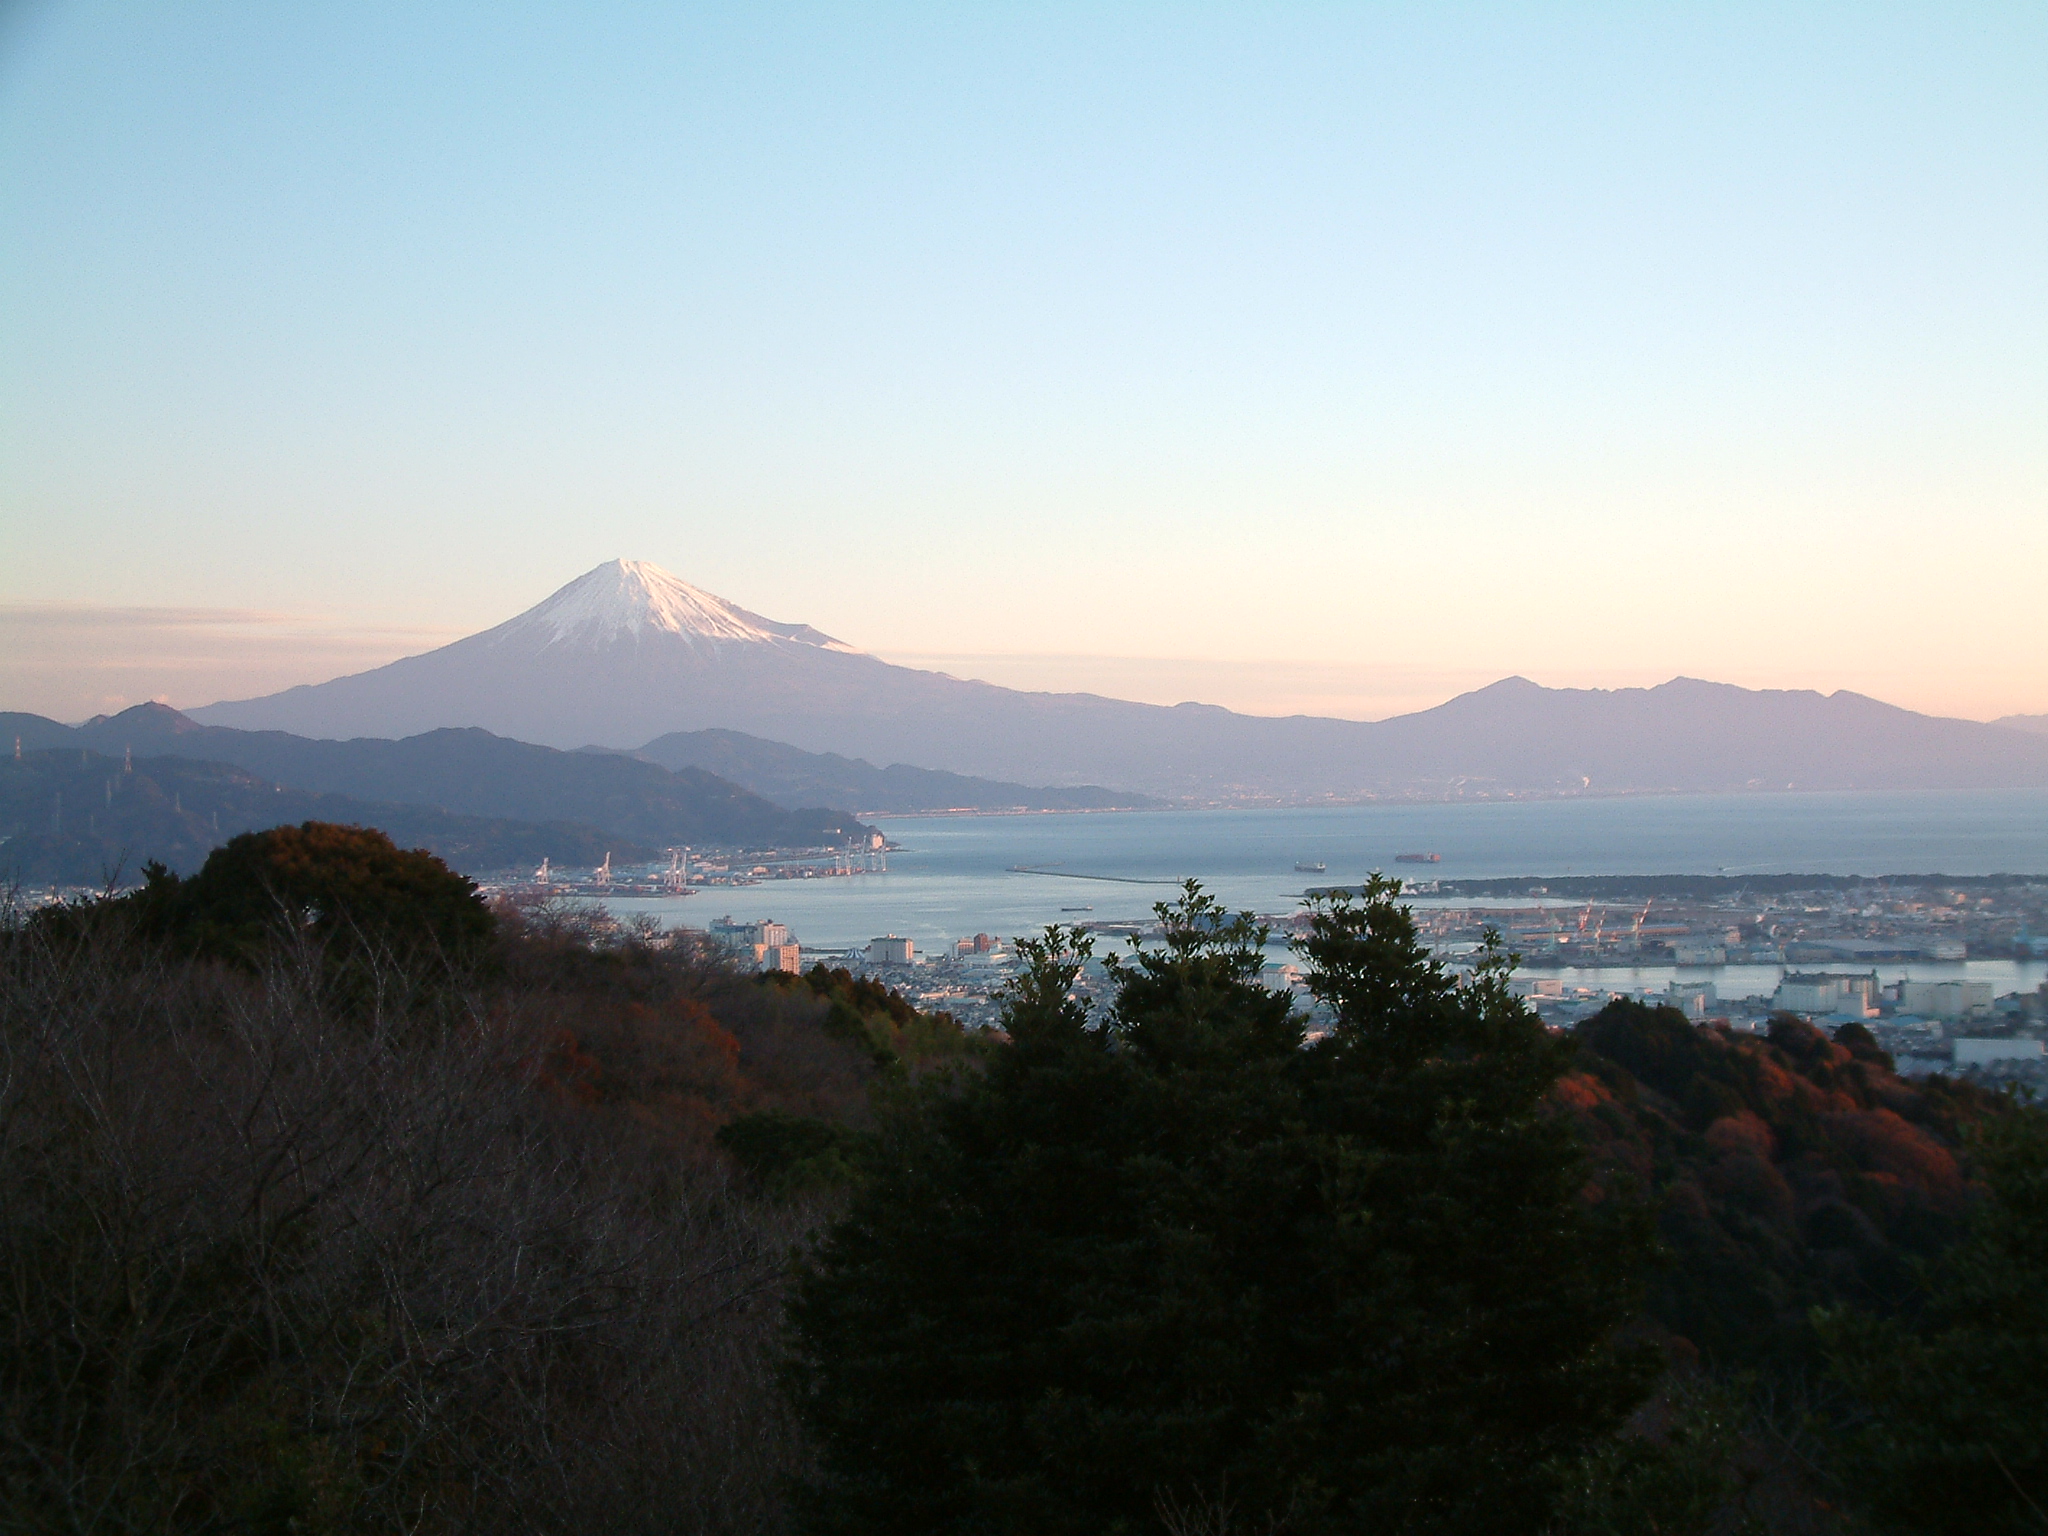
[3,2,2043,722]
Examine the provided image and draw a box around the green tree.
[1820,1103,2048,1533]
[787,878,1656,1535]
[128,820,493,969]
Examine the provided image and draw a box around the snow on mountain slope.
[190,560,902,747]
[498,560,862,653]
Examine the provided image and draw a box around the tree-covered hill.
[630,726,1160,813]
[0,825,978,1532]
[1561,1001,2001,1367]
[2,702,873,857]
[0,747,640,883]
[5,836,2040,1534]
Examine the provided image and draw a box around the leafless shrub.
[0,907,808,1533]
[1154,1479,1299,1536]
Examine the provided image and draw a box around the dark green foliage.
[1284,883,1663,1533]
[1580,999,1723,1111]
[718,1110,870,1196]
[123,820,494,969]
[788,878,1657,1536]
[1547,1377,1758,1536]
[789,963,984,1073]
[1819,1104,2048,1534]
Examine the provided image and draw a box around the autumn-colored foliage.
[1560,1001,2000,1365]
[1,846,977,1533]
[490,904,982,1175]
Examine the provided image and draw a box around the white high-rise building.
[1772,972,1877,1018]
[866,935,914,966]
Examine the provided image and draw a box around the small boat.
[1396,852,1442,864]
[1294,860,1327,874]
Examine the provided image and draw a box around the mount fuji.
[193,558,1256,789]
[189,560,2048,801]
[195,561,885,746]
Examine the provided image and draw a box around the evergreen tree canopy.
[126,820,493,968]
[788,878,1656,1536]
[1820,1103,2048,1533]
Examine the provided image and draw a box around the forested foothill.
[0,745,640,886]
[2,828,2040,1533]
[1,703,874,886]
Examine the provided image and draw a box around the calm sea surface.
[605,789,2048,990]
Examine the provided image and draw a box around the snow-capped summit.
[494,560,862,654]
[190,558,898,749]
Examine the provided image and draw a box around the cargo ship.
[1395,852,1442,864]
[1294,860,1327,874]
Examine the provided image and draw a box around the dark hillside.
[0,833,975,1532]
[5,827,2028,1533]
[1561,1002,2000,1366]
[2,704,872,851]
[0,747,635,882]
[491,903,983,1163]
[631,727,1160,813]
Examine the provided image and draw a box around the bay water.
[605,788,2048,995]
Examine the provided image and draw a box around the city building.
[866,935,914,966]
[709,917,798,971]
[708,917,790,948]
[1897,979,1994,1021]
[757,942,802,974]
[1953,1038,2046,1068]
[1668,979,1718,1018]
[1772,972,1878,1018]
[960,942,1011,972]
[1261,960,1306,993]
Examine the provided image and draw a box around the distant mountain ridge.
[1996,713,2048,737]
[167,560,2048,799]
[2,703,873,861]
[1350,675,2048,796]
[627,729,1161,814]
[0,745,641,885]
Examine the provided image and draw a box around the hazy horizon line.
[3,601,2042,730]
